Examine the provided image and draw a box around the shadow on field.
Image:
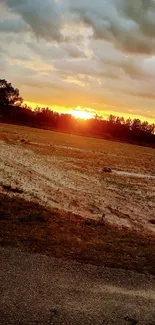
[0,193,155,275]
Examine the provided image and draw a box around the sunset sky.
[0,0,155,123]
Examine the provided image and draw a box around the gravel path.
[1,248,155,325]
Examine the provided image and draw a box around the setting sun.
[69,106,96,120]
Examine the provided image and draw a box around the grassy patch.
[0,193,155,275]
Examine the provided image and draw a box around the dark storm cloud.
[2,0,155,54]
[122,0,155,38]
[69,0,155,54]
[2,0,63,41]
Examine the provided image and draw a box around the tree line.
[0,79,155,147]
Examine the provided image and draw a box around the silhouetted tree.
[125,118,132,129]
[131,118,141,130]
[141,121,155,134]
[108,114,116,123]
[0,79,23,107]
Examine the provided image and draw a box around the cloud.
[123,89,155,101]
[27,41,86,61]
[120,58,149,79]
[0,18,27,33]
[0,55,7,71]
[65,43,87,58]
[2,0,63,41]
[53,57,100,77]
[91,39,155,80]
[68,0,155,55]
[103,57,152,79]
[122,0,155,38]
[2,0,155,55]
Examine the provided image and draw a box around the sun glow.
[24,102,155,124]
[69,106,96,120]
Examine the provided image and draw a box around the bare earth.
[0,123,155,233]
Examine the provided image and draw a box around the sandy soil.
[0,123,155,234]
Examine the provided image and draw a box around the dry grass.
[1,193,155,276]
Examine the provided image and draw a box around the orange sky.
[24,101,155,124]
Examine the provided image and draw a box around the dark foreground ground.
[1,193,155,275]
[1,247,155,325]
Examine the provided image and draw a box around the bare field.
[0,122,155,234]
[1,122,155,274]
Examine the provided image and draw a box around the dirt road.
[1,248,155,325]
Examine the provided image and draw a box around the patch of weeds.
[1,184,24,194]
